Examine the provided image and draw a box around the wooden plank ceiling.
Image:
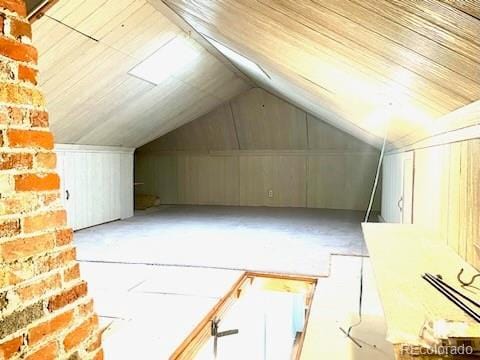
[32,0,251,147]
[159,0,480,147]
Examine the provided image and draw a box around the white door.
[62,151,79,230]
[401,153,414,224]
[56,146,133,231]
[381,152,414,223]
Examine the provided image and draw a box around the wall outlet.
[268,189,274,198]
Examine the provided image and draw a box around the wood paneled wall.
[136,89,381,210]
[411,139,480,268]
[135,152,380,210]
[383,98,480,268]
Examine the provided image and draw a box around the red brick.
[25,341,57,360]
[28,310,74,345]
[0,335,23,359]
[93,349,104,360]
[64,263,80,282]
[35,152,56,169]
[0,233,55,262]
[41,192,60,206]
[87,331,102,352]
[0,0,27,17]
[0,152,32,170]
[9,18,31,39]
[30,110,48,127]
[0,193,41,215]
[18,64,37,85]
[7,106,26,124]
[16,273,61,301]
[23,210,67,233]
[0,37,36,63]
[0,260,33,287]
[63,315,98,351]
[15,173,60,191]
[48,282,87,312]
[78,299,94,318]
[7,129,54,149]
[0,82,43,106]
[0,218,20,237]
[37,248,76,274]
[55,228,73,246]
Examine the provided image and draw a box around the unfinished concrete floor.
[73,205,392,359]
[77,257,393,359]
[75,205,369,276]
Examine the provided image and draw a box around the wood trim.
[28,0,60,23]
[136,149,380,157]
[55,143,135,154]
[171,272,317,360]
[170,273,249,359]
[387,124,480,154]
[390,100,480,151]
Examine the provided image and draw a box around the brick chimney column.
[0,1,103,359]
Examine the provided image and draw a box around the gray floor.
[74,205,372,358]
[75,205,368,277]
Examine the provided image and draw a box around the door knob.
[66,190,70,200]
[397,196,403,211]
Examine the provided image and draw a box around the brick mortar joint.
[0,283,96,356]
[0,7,26,18]
[0,230,70,246]
[0,207,66,219]
[2,16,32,44]
[0,277,86,318]
[0,102,45,112]
[0,55,40,71]
[0,229,70,248]
[0,148,43,154]
[0,78,39,89]
[0,264,69,293]
[1,270,65,314]
[3,297,97,359]
[0,171,58,179]
[0,126,52,132]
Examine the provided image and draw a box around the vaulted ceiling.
[33,0,480,149]
[157,0,480,148]
[32,0,251,148]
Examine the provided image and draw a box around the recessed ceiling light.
[202,34,270,80]
[128,37,200,85]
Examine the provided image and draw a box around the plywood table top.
[363,223,480,357]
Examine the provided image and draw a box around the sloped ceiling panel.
[139,87,378,153]
[161,0,480,148]
[33,0,251,148]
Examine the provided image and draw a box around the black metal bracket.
[211,319,239,358]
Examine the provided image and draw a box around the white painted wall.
[55,144,134,231]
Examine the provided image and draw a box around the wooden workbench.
[363,223,480,359]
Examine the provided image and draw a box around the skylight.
[128,37,200,85]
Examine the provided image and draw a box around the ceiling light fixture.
[128,37,200,86]
[202,34,271,80]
